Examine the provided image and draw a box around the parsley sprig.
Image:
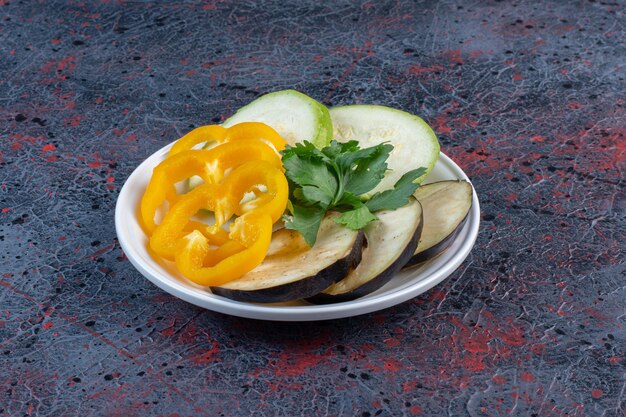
[281,140,426,246]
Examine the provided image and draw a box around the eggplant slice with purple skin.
[404,180,473,267]
[211,212,364,303]
[309,197,423,304]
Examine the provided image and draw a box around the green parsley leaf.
[365,167,427,212]
[300,185,334,206]
[335,203,377,230]
[283,204,326,247]
[340,143,392,196]
[282,154,338,206]
[335,192,362,210]
[281,140,326,160]
[322,140,359,160]
[335,143,388,171]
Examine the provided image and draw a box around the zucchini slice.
[223,89,332,149]
[330,105,440,195]
[310,198,423,303]
[405,180,473,267]
[211,212,364,303]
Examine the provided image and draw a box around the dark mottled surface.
[1,0,625,416]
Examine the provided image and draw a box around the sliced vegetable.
[141,122,290,287]
[330,105,440,195]
[141,139,281,234]
[169,122,286,157]
[211,212,365,303]
[405,180,473,267]
[150,183,221,260]
[223,90,332,149]
[168,125,227,157]
[176,212,273,287]
[150,160,288,261]
[179,123,286,193]
[310,197,423,303]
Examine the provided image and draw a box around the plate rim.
[115,147,480,321]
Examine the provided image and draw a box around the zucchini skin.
[308,203,424,304]
[223,89,332,148]
[211,231,365,303]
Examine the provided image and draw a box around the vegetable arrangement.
[140,90,473,303]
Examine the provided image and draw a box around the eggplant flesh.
[404,180,473,267]
[310,198,423,303]
[211,212,364,303]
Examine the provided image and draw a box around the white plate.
[115,145,480,321]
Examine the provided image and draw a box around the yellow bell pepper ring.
[149,183,220,260]
[183,221,230,245]
[150,160,288,260]
[175,213,273,287]
[140,121,290,287]
[168,125,227,157]
[167,122,286,157]
[140,139,281,234]
[206,139,283,181]
[223,122,287,152]
[201,239,246,267]
[219,160,289,225]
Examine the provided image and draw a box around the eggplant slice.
[309,198,423,303]
[404,180,473,267]
[211,212,364,303]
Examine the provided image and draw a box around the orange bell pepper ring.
[183,221,229,245]
[201,239,246,268]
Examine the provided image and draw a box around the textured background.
[1,1,625,416]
